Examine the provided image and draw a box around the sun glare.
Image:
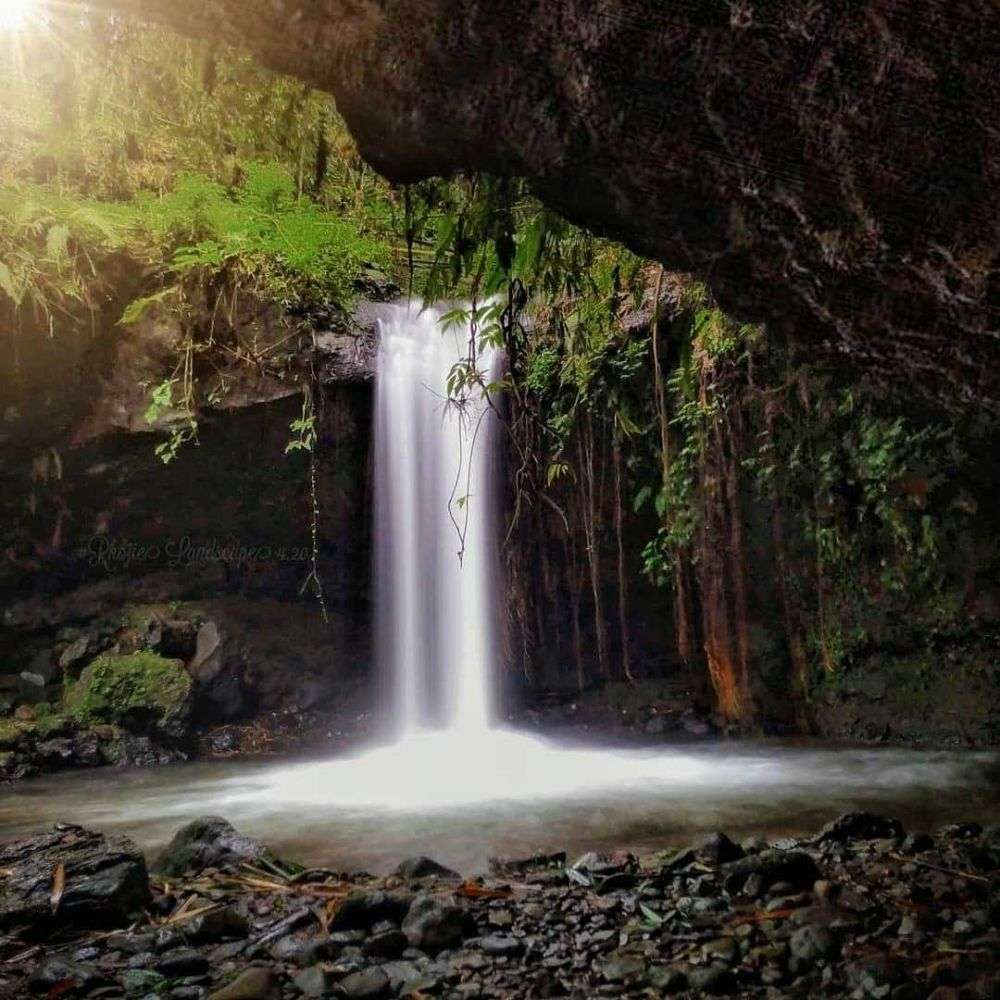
[0,0,35,31]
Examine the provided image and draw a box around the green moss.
[35,712,73,738]
[0,719,30,750]
[63,652,192,736]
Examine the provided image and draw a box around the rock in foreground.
[154,815,277,876]
[0,824,149,932]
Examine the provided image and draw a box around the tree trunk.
[612,429,634,683]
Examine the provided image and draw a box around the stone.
[155,817,275,876]
[121,968,167,993]
[721,850,821,893]
[402,894,475,954]
[187,906,250,942]
[268,934,305,962]
[487,908,513,928]
[687,963,737,994]
[331,891,413,931]
[646,966,687,993]
[328,930,367,948]
[599,952,646,983]
[939,822,982,840]
[292,965,334,997]
[379,960,418,989]
[694,832,744,864]
[108,931,157,955]
[17,671,49,702]
[27,957,101,993]
[702,937,740,965]
[901,833,935,854]
[156,947,210,977]
[789,923,838,963]
[208,966,278,1000]
[846,955,905,994]
[188,621,222,676]
[362,929,408,959]
[0,824,150,931]
[480,935,524,958]
[59,635,90,670]
[35,738,77,766]
[63,651,193,739]
[393,856,461,880]
[818,813,904,844]
[741,836,769,855]
[337,967,391,1000]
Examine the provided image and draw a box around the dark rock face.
[117,0,999,406]
[0,824,150,932]
[153,816,274,876]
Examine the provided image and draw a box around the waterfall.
[373,302,501,737]
[229,306,980,817]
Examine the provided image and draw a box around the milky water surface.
[1,732,995,874]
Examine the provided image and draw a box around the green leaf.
[120,287,177,326]
[45,224,70,261]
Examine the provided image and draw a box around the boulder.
[0,824,150,932]
[154,817,275,876]
[63,651,193,740]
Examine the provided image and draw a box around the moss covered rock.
[63,652,192,740]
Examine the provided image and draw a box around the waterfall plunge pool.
[2,730,996,874]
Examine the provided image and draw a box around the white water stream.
[373,302,500,738]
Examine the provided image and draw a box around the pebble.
[337,967,391,999]
[208,966,278,1000]
[157,948,210,977]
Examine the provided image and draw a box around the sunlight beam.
[0,0,36,30]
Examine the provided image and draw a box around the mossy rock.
[63,652,192,740]
[0,719,30,751]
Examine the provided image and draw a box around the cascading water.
[209,300,985,824]
[373,302,500,738]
